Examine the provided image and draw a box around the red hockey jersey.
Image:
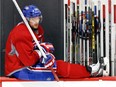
[5,22,44,76]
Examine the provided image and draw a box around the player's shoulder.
[11,22,31,39]
[16,22,24,26]
[16,22,27,30]
[13,22,29,33]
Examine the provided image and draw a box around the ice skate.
[86,57,109,77]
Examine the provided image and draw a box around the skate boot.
[86,57,109,77]
[102,57,110,76]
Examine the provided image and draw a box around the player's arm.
[14,39,42,66]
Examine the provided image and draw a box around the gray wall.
[0,0,64,76]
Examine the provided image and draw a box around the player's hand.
[40,42,54,53]
[41,53,55,68]
[34,42,55,53]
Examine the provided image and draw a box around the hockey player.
[5,5,109,81]
[5,5,56,81]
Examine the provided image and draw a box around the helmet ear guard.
[39,15,43,23]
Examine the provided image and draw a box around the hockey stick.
[108,0,112,76]
[12,0,59,81]
[84,0,88,66]
[76,0,80,64]
[98,0,101,64]
[88,0,93,65]
[91,2,95,64]
[71,2,76,63]
[64,4,68,62]
[103,5,106,59]
[85,0,89,66]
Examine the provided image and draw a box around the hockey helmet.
[23,5,42,22]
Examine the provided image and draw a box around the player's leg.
[56,60,90,79]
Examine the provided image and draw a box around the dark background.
[0,0,64,76]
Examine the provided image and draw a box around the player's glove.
[34,42,54,53]
[40,42,55,53]
[40,53,55,68]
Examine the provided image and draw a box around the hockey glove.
[41,53,55,68]
[40,42,55,53]
[33,42,54,53]
[33,41,46,53]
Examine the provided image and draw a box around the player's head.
[23,5,42,29]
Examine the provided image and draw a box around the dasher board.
[0,77,116,87]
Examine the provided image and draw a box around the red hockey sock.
[56,60,90,79]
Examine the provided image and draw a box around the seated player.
[5,5,109,81]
